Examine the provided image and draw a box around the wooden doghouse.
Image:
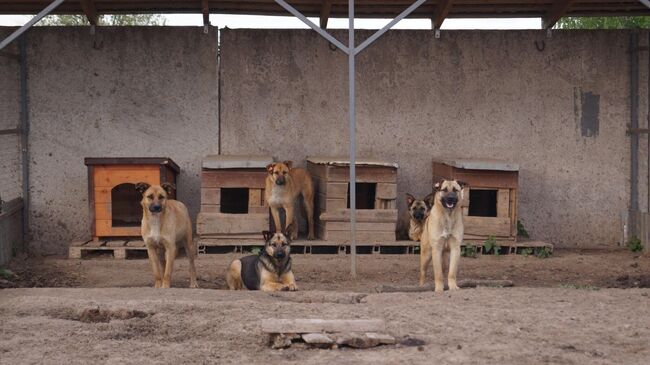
[307,157,398,243]
[432,158,518,242]
[197,155,272,244]
[84,157,180,240]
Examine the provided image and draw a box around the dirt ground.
[2,249,650,364]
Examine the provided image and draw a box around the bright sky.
[0,14,541,30]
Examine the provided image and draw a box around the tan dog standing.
[396,193,434,241]
[419,179,467,292]
[265,161,315,240]
[136,182,198,289]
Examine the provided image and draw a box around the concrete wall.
[0,29,22,202]
[23,27,218,254]
[220,29,649,248]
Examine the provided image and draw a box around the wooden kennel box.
[306,157,398,243]
[84,157,180,240]
[196,155,272,243]
[432,158,519,242]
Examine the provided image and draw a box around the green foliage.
[556,17,650,29]
[534,246,552,259]
[521,247,534,256]
[483,236,500,256]
[250,247,262,255]
[38,14,167,26]
[0,267,15,280]
[626,236,644,253]
[461,244,478,258]
[517,220,529,239]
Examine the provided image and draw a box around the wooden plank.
[261,319,386,334]
[327,166,397,183]
[106,240,127,248]
[95,220,141,237]
[464,216,511,237]
[86,239,106,247]
[497,189,510,218]
[249,188,263,207]
[316,180,348,199]
[322,230,396,243]
[201,170,266,188]
[375,183,396,200]
[94,187,112,203]
[451,171,518,189]
[306,162,328,180]
[197,212,269,235]
[374,199,395,210]
[93,165,160,188]
[320,209,397,223]
[201,204,220,213]
[200,233,264,240]
[461,187,470,207]
[69,240,90,247]
[322,221,396,231]
[94,202,111,220]
[249,206,269,214]
[126,240,145,247]
[510,189,518,237]
[201,187,221,205]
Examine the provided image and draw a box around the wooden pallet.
[68,239,147,259]
[197,238,553,256]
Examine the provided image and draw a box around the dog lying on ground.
[226,223,298,291]
[396,193,434,241]
[265,161,315,240]
[419,179,467,292]
[136,182,198,289]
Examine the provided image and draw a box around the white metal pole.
[349,0,357,278]
[0,0,65,51]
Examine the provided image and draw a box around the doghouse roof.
[202,155,273,170]
[84,157,180,173]
[1,1,648,29]
[433,158,519,171]
[307,156,398,169]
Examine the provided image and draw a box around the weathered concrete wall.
[220,29,648,248]
[23,27,219,254]
[0,29,22,202]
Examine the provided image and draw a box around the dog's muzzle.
[275,176,286,185]
[442,195,458,209]
[274,250,286,259]
[413,211,425,220]
[149,204,162,213]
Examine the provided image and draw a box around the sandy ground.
[1,249,650,364]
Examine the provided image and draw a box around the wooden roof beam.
[320,0,332,29]
[79,0,98,25]
[202,0,210,26]
[432,0,453,30]
[542,0,576,29]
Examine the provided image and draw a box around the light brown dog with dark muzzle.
[265,161,315,240]
[419,179,467,292]
[136,182,198,289]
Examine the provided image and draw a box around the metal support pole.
[349,0,357,278]
[647,31,650,215]
[0,0,65,51]
[19,35,30,244]
[630,32,640,236]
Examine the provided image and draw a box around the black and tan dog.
[265,161,315,240]
[136,182,198,289]
[396,193,434,241]
[226,223,297,291]
[419,179,467,292]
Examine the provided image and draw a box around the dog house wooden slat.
[432,158,519,242]
[197,155,273,244]
[84,157,180,241]
[307,156,398,243]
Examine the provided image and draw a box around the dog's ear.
[135,182,151,195]
[283,222,296,242]
[283,160,293,169]
[266,163,275,174]
[424,193,435,209]
[161,183,176,196]
[405,193,415,207]
[433,179,445,191]
[262,230,273,243]
[456,180,468,189]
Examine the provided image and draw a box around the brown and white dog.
[265,161,315,240]
[419,179,467,292]
[136,182,198,289]
[396,193,434,241]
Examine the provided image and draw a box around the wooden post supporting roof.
[80,0,98,25]
[432,0,453,30]
[542,0,576,29]
[202,0,210,26]
[320,0,333,29]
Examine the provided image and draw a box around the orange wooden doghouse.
[306,156,398,243]
[196,155,273,245]
[432,158,518,243]
[85,157,180,240]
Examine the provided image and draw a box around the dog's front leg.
[261,281,290,292]
[161,243,177,289]
[284,204,297,239]
[447,236,461,291]
[280,271,298,291]
[146,245,164,288]
[418,237,431,287]
[270,206,282,233]
[430,239,445,293]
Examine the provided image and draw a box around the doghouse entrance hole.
[347,183,376,209]
[468,189,498,217]
[220,188,249,214]
[111,183,142,227]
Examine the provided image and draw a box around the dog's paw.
[448,284,460,291]
[287,284,298,291]
[280,286,291,292]
[189,281,199,289]
[434,284,444,293]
